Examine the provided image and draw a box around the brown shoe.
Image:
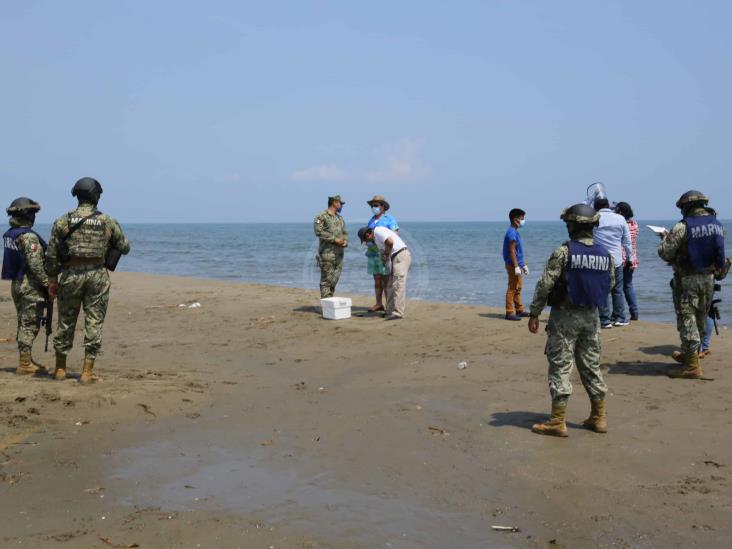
[582,399,607,433]
[699,349,711,359]
[532,402,568,437]
[669,351,703,379]
[79,357,99,385]
[53,353,67,380]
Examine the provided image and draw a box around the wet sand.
[1,272,731,548]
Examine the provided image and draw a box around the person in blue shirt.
[366,195,399,312]
[503,208,529,320]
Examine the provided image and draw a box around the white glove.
[514,266,522,276]
[522,265,530,276]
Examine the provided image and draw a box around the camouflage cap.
[560,203,600,224]
[328,195,345,205]
[676,190,708,208]
[6,197,40,216]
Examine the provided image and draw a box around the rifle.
[709,283,722,336]
[37,294,53,352]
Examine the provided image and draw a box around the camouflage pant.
[318,255,343,298]
[545,306,607,404]
[672,274,714,354]
[54,266,110,359]
[11,279,44,353]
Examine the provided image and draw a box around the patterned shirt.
[621,219,639,268]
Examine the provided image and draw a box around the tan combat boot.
[16,350,45,375]
[582,399,608,433]
[79,357,99,385]
[531,402,568,437]
[673,349,708,362]
[669,351,703,379]
[53,353,67,380]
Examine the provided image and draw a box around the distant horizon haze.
[2,1,730,224]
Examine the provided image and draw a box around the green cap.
[328,195,345,204]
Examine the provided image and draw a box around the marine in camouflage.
[314,208,348,298]
[530,233,613,404]
[46,202,130,359]
[658,206,717,354]
[9,223,49,353]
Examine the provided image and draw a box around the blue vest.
[684,215,725,273]
[566,241,612,307]
[2,227,47,281]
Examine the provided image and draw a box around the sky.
[1,1,731,223]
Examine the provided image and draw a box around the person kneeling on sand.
[527,204,614,437]
[358,226,411,320]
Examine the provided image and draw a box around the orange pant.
[505,264,524,315]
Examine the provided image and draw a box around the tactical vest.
[684,215,725,273]
[64,212,108,258]
[566,241,612,307]
[2,227,47,280]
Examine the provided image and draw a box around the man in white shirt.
[358,226,412,320]
[593,197,632,328]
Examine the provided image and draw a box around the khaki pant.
[505,264,524,315]
[386,249,412,318]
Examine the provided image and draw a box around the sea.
[32,221,731,324]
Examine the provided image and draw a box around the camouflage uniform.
[530,234,615,404]
[314,208,348,298]
[658,206,716,355]
[5,220,49,353]
[46,203,130,360]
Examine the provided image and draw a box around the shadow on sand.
[607,361,670,376]
[293,305,377,316]
[489,410,584,430]
[478,312,512,320]
[638,344,677,357]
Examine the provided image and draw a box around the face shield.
[585,182,608,207]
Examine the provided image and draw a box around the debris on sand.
[491,525,520,533]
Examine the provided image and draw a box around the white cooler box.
[320,297,352,320]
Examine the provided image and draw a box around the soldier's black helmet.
[6,197,41,216]
[560,204,600,224]
[675,190,708,209]
[71,177,103,200]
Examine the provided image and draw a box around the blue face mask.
[336,206,343,213]
[371,206,381,215]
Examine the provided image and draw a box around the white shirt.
[373,226,407,256]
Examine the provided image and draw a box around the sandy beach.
[1,272,730,548]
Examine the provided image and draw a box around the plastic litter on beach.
[491,525,521,533]
[178,302,201,308]
[457,361,468,369]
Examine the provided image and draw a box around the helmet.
[6,197,41,216]
[560,203,600,224]
[676,190,708,208]
[71,177,103,199]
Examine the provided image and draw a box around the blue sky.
[2,1,730,223]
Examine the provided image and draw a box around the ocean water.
[32,221,731,324]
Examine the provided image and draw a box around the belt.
[63,257,105,270]
[391,247,408,260]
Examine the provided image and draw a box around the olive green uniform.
[8,222,49,353]
[657,207,716,355]
[46,203,130,359]
[314,210,348,298]
[530,234,615,404]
